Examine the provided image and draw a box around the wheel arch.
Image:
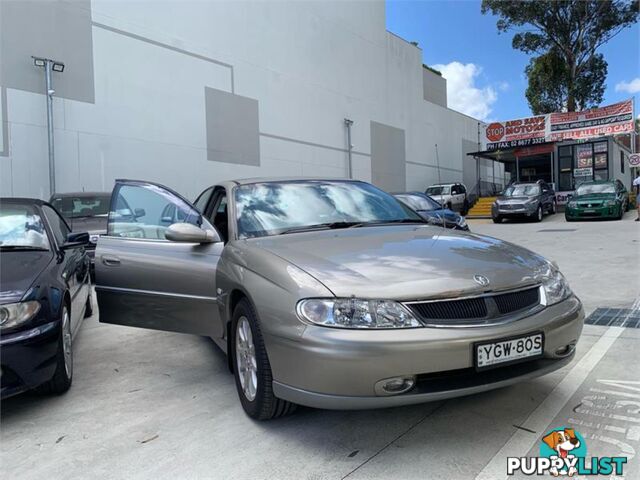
[225,287,259,373]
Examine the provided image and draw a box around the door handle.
[102,255,121,266]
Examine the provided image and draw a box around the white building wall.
[0,0,498,200]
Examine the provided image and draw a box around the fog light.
[555,342,576,357]
[374,375,416,396]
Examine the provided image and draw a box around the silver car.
[96,178,584,420]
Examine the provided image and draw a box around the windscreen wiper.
[279,221,364,235]
[360,218,427,226]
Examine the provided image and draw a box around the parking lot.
[2,212,639,480]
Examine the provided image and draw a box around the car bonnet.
[251,225,548,300]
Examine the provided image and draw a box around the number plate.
[583,209,596,213]
[475,332,544,370]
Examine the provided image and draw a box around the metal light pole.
[344,118,354,179]
[32,56,65,197]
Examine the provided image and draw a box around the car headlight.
[297,298,421,329]
[604,199,616,207]
[541,270,572,306]
[426,216,444,226]
[567,201,577,208]
[456,216,467,227]
[0,301,41,329]
[89,234,100,244]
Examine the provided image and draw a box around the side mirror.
[62,232,90,250]
[165,223,220,244]
[134,208,146,219]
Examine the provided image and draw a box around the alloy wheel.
[235,316,257,401]
[61,308,73,378]
[537,206,543,221]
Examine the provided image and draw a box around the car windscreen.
[576,183,615,195]
[395,194,440,212]
[425,186,450,195]
[50,195,111,219]
[0,205,50,250]
[503,185,541,197]
[235,181,422,238]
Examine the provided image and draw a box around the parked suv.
[492,180,556,223]
[425,183,468,214]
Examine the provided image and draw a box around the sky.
[386,0,640,122]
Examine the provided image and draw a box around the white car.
[425,183,468,213]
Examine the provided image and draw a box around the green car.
[565,180,629,221]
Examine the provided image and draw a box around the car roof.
[428,183,459,186]
[1,197,47,206]
[50,191,111,198]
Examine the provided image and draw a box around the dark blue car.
[0,198,92,399]
[393,192,469,231]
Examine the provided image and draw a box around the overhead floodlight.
[31,56,65,73]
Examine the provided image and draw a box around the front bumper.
[565,204,619,219]
[493,205,537,218]
[0,320,60,399]
[266,296,583,409]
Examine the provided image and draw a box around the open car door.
[95,180,223,336]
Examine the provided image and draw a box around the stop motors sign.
[630,153,640,167]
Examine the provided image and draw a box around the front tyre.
[492,215,502,224]
[535,205,543,222]
[231,298,296,420]
[37,305,73,395]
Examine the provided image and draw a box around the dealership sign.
[630,153,640,167]
[481,99,635,152]
[483,115,548,150]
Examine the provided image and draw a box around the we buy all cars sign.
[481,99,635,152]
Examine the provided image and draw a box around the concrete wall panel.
[0,0,95,103]
[370,121,406,192]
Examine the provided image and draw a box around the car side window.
[208,190,229,243]
[451,186,459,195]
[194,187,214,213]
[108,183,201,240]
[41,205,71,246]
[458,184,466,194]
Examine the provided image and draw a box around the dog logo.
[473,274,490,287]
[541,428,583,476]
[508,426,627,476]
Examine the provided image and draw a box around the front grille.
[406,286,541,326]
[578,202,601,208]
[494,287,540,314]
[410,297,487,320]
[501,204,524,210]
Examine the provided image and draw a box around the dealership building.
[0,0,508,201]
[469,101,635,201]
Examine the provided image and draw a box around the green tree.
[481,0,638,113]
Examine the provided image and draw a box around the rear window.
[50,195,111,219]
